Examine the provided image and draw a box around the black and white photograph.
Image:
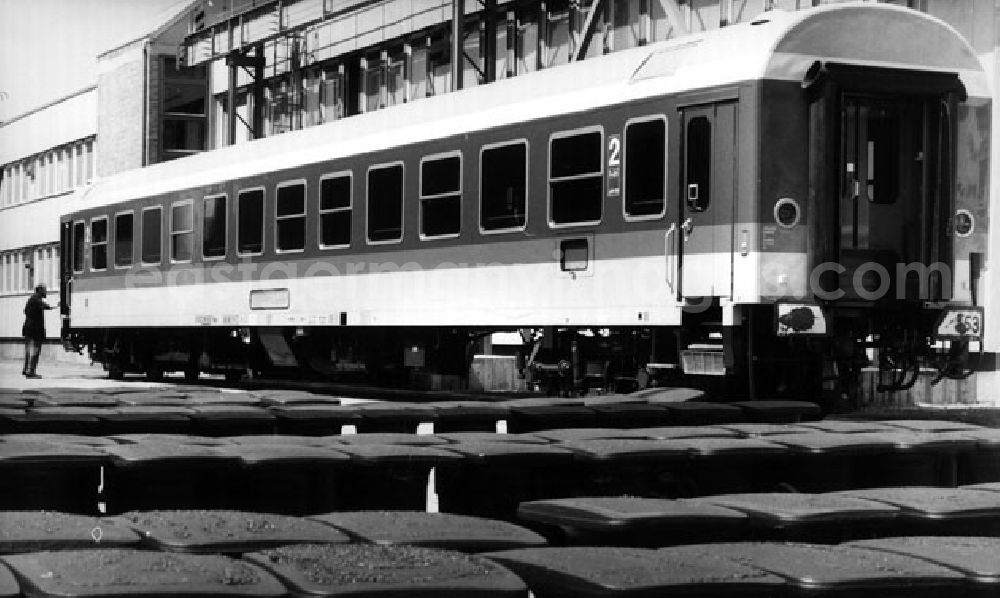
[1,0,1000,594]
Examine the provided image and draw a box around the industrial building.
[1,0,998,401]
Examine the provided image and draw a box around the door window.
[686,116,711,212]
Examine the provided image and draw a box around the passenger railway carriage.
[61,3,991,401]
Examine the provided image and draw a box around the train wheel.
[184,367,200,383]
[224,370,243,383]
[108,365,125,380]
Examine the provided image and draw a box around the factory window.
[50,246,60,289]
[114,212,134,268]
[549,127,603,225]
[90,217,108,271]
[625,116,667,219]
[420,152,462,239]
[686,116,711,212]
[161,58,207,161]
[321,67,346,122]
[319,172,352,248]
[0,166,7,206]
[202,194,227,259]
[171,201,194,262]
[267,81,295,135]
[75,145,85,186]
[303,71,322,127]
[215,90,252,147]
[276,181,306,252]
[367,162,404,243]
[238,188,265,255]
[480,140,527,232]
[362,56,405,113]
[72,221,85,273]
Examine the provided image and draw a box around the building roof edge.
[0,86,97,129]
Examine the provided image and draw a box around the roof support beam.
[482,0,497,83]
[225,46,265,143]
[571,0,606,62]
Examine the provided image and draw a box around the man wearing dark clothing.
[22,285,54,378]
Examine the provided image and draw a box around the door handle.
[680,218,694,239]
[665,223,677,295]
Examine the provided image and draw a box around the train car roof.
[68,2,986,215]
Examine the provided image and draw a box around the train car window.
[549,127,603,226]
[141,207,162,264]
[238,188,265,255]
[276,181,307,252]
[868,108,900,205]
[114,212,134,268]
[170,201,194,263]
[319,172,351,248]
[420,152,461,239]
[367,162,404,243]
[686,116,711,212]
[202,194,227,259]
[625,116,667,219]
[90,217,108,271]
[480,140,527,232]
[72,221,85,273]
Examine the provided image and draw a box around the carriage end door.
[679,102,737,299]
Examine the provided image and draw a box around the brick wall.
[96,42,147,177]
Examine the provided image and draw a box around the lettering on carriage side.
[762,225,777,248]
[222,314,241,325]
[607,134,622,198]
[195,314,218,325]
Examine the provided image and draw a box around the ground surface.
[4,358,1000,426]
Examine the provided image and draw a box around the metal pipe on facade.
[252,43,265,138]
[451,0,464,91]
[483,0,496,83]
[142,40,149,166]
[227,58,238,145]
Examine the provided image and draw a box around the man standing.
[22,284,54,378]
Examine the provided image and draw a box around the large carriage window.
[114,212,134,267]
[367,163,403,243]
[276,182,306,252]
[90,217,108,271]
[141,207,162,264]
[481,141,527,231]
[550,128,603,225]
[202,194,227,258]
[625,117,667,218]
[320,173,351,248]
[238,188,264,254]
[686,116,711,212]
[72,221,85,273]
[420,153,461,238]
[171,201,194,262]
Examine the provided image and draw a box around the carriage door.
[679,102,736,298]
[838,95,947,300]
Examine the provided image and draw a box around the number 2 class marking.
[608,136,621,167]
